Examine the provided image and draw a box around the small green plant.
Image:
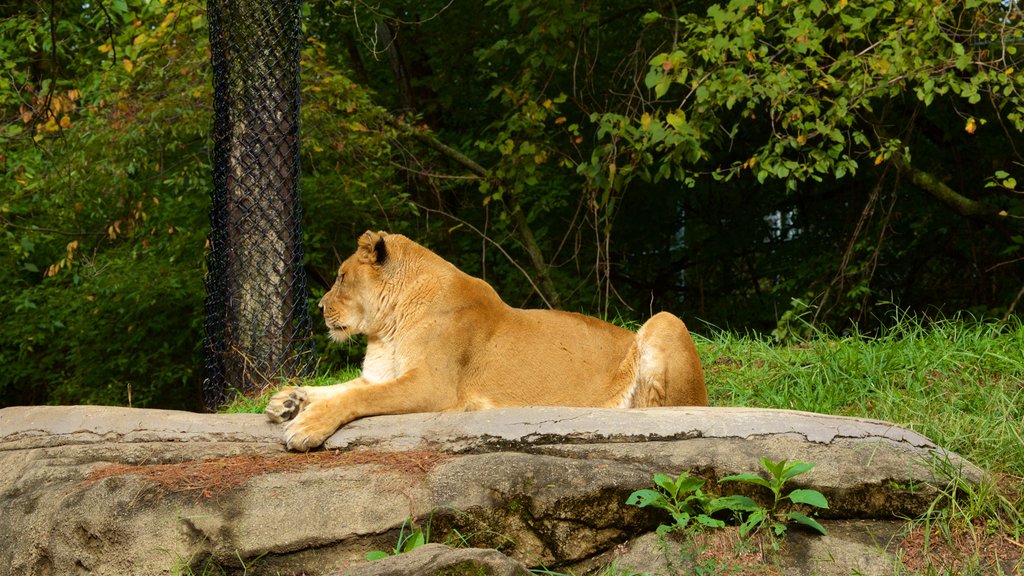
[626,471,729,534]
[719,457,829,537]
[365,517,429,561]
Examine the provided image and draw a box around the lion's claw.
[284,412,335,452]
[265,387,308,423]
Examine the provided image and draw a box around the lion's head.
[319,230,393,342]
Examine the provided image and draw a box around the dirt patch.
[684,529,782,575]
[81,449,452,498]
[897,521,1023,574]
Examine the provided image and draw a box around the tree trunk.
[204,0,315,408]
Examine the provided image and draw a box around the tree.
[1,1,213,407]
[203,0,316,407]
[322,0,1024,327]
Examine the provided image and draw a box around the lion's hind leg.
[613,312,707,408]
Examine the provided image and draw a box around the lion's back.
[448,306,634,407]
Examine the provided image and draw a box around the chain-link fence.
[203,0,316,410]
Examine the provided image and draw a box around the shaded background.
[2,0,1022,410]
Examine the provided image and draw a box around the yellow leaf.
[122,59,134,73]
[67,89,80,101]
[60,115,72,129]
[609,163,617,179]
[999,210,1009,217]
[542,98,553,109]
[99,43,112,53]
[1006,67,1015,76]
[665,110,686,129]
[874,154,885,166]
[640,112,652,130]
[965,117,976,134]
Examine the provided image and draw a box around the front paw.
[265,386,308,423]
[283,410,339,452]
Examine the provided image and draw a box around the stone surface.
[339,544,531,576]
[0,405,988,576]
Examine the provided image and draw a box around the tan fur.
[266,231,706,451]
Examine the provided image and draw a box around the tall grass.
[700,316,1024,480]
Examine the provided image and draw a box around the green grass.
[218,367,361,414]
[700,316,1024,481]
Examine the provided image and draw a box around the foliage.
[921,451,1023,540]
[626,472,729,535]
[296,0,1024,330]
[4,0,1024,408]
[719,457,830,537]
[0,1,405,408]
[1,0,213,409]
[627,462,829,540]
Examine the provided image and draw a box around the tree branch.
[891,154,1010,224]
[392,119,563,308]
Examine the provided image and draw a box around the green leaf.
[671,511,692,528]
[653,473,679,497]
[674,473,705,496]
[709,495,761,514]
[695,514,726,529]
[626,489,667,509]
[365,550,390,561]
[402,530,426,552]
[786,489,829,509]
[720,473,771,490]
[781,461,815,482]
[739,509,766,538]
[654,77,671,99]
[641,11,662,25]
[785,511,828,535]
[760,457,787,479]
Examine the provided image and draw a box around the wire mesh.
[203,0,316,410]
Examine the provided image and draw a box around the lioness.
[267,231,706,451]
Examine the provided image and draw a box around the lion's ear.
[357,230,389,265]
